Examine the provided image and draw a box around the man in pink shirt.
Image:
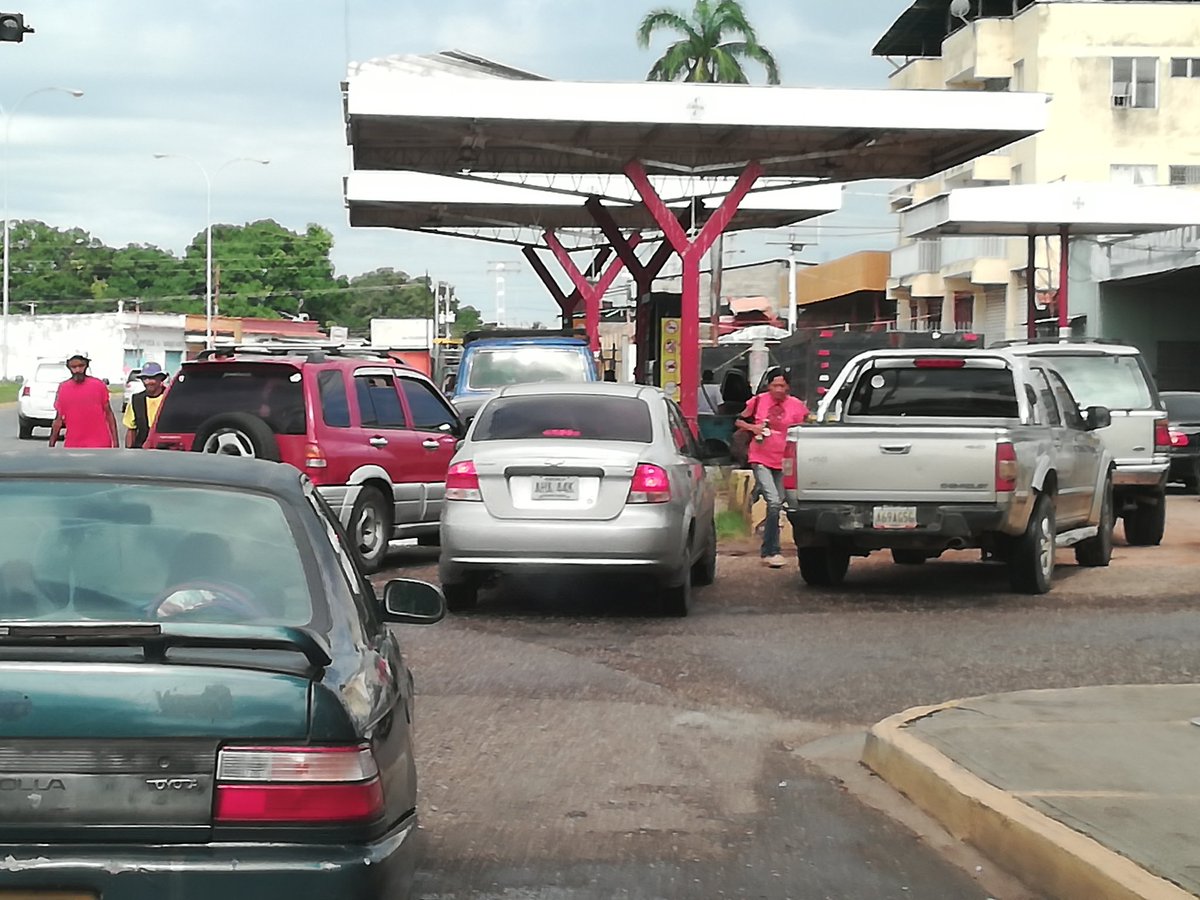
[48,352,118,449]
[735,367,809,568]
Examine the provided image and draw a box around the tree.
[636,0,780,84]
[452,305,482,339]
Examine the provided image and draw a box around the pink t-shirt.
[742,393,808,470]
[54,376,115,448]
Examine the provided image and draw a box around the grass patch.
[716,508,749,541]
[0,381,18,404]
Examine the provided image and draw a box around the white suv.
[998,339,1167,545]
[17,358,65,440]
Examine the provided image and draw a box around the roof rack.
[195,343,400,362]
[990,337,1130,348]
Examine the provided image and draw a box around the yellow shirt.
[122,392,164,430]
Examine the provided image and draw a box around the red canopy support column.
[624,159,763,423]
[542,230,642,354]
[522,244,615,327]
[1057,225,1070,338]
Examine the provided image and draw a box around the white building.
[877,0,1200,344]
[5,311,186,384]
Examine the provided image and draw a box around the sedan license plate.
[532,476,579,501]
[873,505,918,529]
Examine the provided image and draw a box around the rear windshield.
[1045,355,1154,410]
[0,480,312,626]
[34,363,60,383]
[465,347,592,390]
[156,363,306,434]
[848,366,1019,417]
[1163,393,1200,422]
[473,395,653,442]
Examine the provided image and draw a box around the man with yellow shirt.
[123,362,169,449]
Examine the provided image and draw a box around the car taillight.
[445,460,482,501]
[913,358,966,368]
[628,463,671,504]
[213,744,383,824]
[995,441,1017,493]
[304,443,328,469]
[20,386,29,397]
[1170,428,1189,448]
[1154,418,1171,452]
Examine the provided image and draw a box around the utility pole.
[486,261,521,327]
[767,228,819,335]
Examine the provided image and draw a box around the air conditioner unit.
[1112,82,1131,107]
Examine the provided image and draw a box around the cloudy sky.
[3,0,912,322]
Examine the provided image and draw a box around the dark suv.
[147,345,463,571]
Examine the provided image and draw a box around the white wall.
[5,313,185,383]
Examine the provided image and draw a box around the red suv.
[146,346,463,572]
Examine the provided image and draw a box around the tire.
[660,562,692,617]
[1075,480,1114,568]
[443,580,478,613]
[1182,459,1200,495]
[18,415,32,440]
[890,549,928,565]
[1009,495,1055,594]
[192,413,281,462]
[348,485,392,574]
[1123,490,1166,546]
[797,548,851,587]
[691,520,717,587]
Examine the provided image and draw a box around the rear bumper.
[1112,462,1168,488]
[439,502,684,582]
[17,401,54,422]
[0,816,416,900]
[787,502,1010,550]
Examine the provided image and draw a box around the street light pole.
[153,154,269,351]
[1,86,84,380]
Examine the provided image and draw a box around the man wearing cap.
[48,352,119,449]
[123,362,168,449]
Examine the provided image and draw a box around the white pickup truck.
[785,349,1115,594]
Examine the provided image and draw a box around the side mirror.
[1084,405,1112,431]
[380,578,445,624]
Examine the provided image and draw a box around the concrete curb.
[861,699,1194,900]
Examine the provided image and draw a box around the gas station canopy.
[345,171,843,247]
[902,182,1200,237]
[344,57,1048,179]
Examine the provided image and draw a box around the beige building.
[878,0,1200,344]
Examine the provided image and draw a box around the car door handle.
[369,436,388,448]
[879,443,911,454]
[422,439,440,450]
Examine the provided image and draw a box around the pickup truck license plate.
[873,506,918,529]
[532,476,579,501]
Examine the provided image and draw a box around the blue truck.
[448,330,600,421]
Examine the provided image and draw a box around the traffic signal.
[0,13,33,42]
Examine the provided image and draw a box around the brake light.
[213,745,383,824]
[1170,429,1189,448]
[20,386,29,397]
[628,463,671,504]
[303,443,327,469]
[445,460,482,501]
[913,358,966,368]
[1154,418,1171,452]
[995,441,1017,493]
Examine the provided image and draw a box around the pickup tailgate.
[793,425,1001,504]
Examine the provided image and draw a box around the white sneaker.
[762,555,786,568]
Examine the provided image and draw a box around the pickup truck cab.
[787,349,1114,594]
[450,333,599,422]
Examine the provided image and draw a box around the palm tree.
[636,0,781,85]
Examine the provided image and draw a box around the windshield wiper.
[0,623,332,670]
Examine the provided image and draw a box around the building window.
[1169,165,1200,186]
[1110,164,1158,186]
[1012,59,1025,92]
[1112,57,1157,108]
[1170,57,1200,77]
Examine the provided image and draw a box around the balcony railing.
[891,239,942,278]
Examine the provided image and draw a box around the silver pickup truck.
[785,349,1115,594]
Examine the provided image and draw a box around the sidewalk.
[863,685,1200,899]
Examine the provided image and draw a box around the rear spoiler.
[0,623,333,670]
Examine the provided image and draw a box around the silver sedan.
[438,383,717,616]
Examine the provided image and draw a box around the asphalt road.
[6,403,1197,898]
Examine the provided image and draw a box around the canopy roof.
[342,54,1048,181]
[344,171,842,248]
[902,183,1200,237]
